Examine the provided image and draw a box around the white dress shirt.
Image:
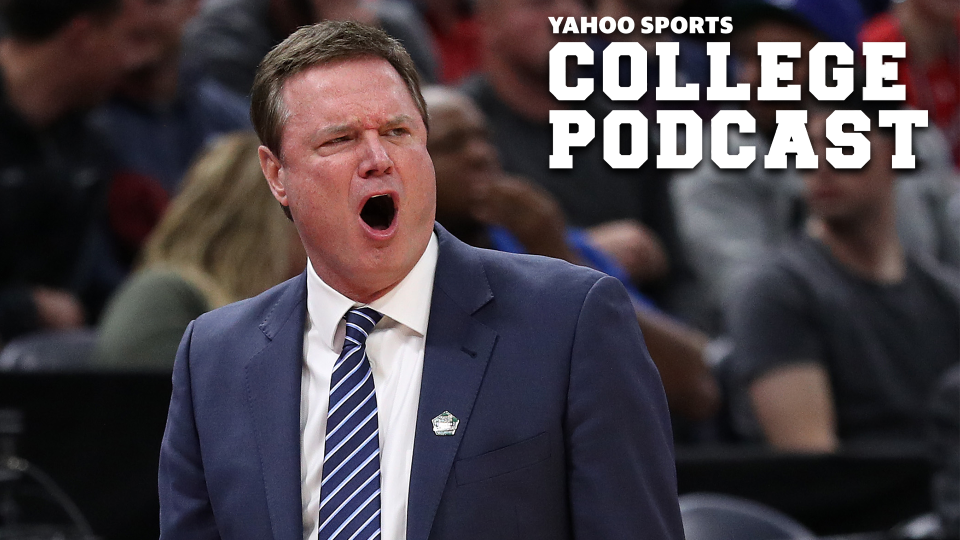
[301,233,438,540]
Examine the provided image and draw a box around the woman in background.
[95,132,305,371]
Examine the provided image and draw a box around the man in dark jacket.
[0,0,157,345]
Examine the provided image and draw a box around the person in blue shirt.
[91,0,251,262]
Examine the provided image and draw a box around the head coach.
[158,20,684,540]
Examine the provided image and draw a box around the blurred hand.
[587,219,669,282]
[32,288,85,330]
[472,175,579,263]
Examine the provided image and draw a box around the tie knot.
[343,307,382,345]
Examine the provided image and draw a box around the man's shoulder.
[190,273,304,346]
[908,252,960,302]
[440,241,636,358]
[460,241,613,306]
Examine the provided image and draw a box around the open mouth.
[360,194,397,231]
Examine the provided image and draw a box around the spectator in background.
[464,0,692,313]
[728,93,960,452]
[0,0,159,347]
[588,0,715,119]
[861,0,960,168]
[672,0,958,332]
[92,0,251,262]
[181,0,436,97]
[95,132,305,371]
[97,0,250,196]
[421,0,482,84]
[424,86,720,423]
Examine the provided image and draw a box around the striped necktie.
[318,306,384,540]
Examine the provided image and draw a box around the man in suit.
[158,20,683,540]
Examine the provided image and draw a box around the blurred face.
[804,111,895,224]
[481,0,586,78]
[114,0,200,99]
[133,0,200,58]
[733,21,820,135]
[75,0,167,105]
[260,57,436,303]
[428,95,500,225]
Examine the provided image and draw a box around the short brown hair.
[250,20,428,157]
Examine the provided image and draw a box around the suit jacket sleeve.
[159,320,222,540]
[566,275,684,540]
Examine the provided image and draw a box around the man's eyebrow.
[316,115,415,138]
[317,123,356,138]
[384,114,415,128]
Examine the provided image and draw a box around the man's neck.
[895,2,958,66]
[809,208,905,284]
[483,55,562,124]
[0,40,76,128]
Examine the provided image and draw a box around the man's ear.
[259,145,288,206]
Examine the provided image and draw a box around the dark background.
[0,373,933,540]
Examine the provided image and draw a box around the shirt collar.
[306,232,439,351]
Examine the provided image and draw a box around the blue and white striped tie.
[318,306,384,540]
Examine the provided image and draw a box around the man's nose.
[358,132,395,178]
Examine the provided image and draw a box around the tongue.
[361,195,395,230]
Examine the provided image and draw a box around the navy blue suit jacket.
[159,225,684,540]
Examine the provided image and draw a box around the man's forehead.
[287,56,403,89]
[283,75,422,141]
[280,58,413,112]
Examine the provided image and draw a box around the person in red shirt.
[422,0,482,84]
[861,0,960,168]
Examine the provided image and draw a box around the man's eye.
[323,136,350,146]
[387,127,410,136]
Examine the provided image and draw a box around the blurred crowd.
[0,0,957,526]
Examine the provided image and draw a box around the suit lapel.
[407,226,498,540]
[244,273,307,540]
[237,227,498,540]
